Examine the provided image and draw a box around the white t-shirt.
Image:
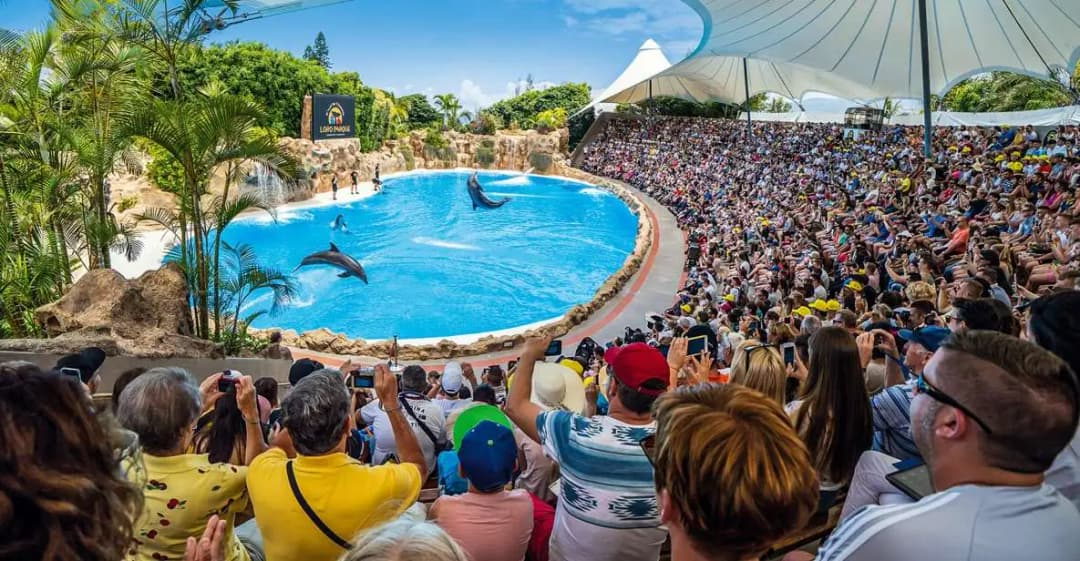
[360,395,445,475]
[536,411,667,561]
[434,397,473,418]
[818,484,1080,561]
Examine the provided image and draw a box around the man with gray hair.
[800,314,822,334]
[361,364,445,474]
[248,365,425,561]
[118,367,265,561]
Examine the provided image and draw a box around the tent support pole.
[917,0,932,158]
[743,57,752,138]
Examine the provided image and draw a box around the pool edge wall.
[252,169,653,361]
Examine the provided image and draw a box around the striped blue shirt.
[536,410,667,561]
[871,382,922,461]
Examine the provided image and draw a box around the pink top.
[431,489,534,561]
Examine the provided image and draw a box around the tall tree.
[400,93,441,129]
[766,97,793,113]
[304,31,331,69]
[434,93,461,131]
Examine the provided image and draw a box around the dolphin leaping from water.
[330,214,348,232]
[467,172,510,210]
[296,242,368,284]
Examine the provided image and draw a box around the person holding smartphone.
[249,366,426,561]
[505,336,669,561]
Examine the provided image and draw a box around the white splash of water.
[252,163,285,205]
[485,192,549,199]
[411,237,480,251]
[579,187,610,197]
[245,209,314,225]
[488,175,531,187]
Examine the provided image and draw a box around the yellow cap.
[559,358,584,377]
[845,280,863,292]
[827,300,841,312]
[793,306,812,317]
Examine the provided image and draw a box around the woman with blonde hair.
[342,519,468,561]
[650,383,818,561]
[728,340,787,406]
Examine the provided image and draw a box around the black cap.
[54,347,107,384]
[289,358,325,386]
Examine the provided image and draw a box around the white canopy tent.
[682,0,1080,100]
[601,54,882,107]
[579,39,674,115]
[739,105,1080,126]
[601,0,1080,154]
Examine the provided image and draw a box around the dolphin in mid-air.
[296,242,368,284]
[330,214,347,232]
[467,172,510,210]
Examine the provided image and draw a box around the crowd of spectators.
[4,116,1080,561]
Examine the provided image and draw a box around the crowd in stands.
[4,116,1080,561]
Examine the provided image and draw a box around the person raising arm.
[505,336,548,444]
[374,363,428,476]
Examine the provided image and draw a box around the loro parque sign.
[311,94,355,140]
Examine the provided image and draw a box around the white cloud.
[564,15,578,27]
[457,79,559,110]
[563,0,701,37]
[585,12,649,34]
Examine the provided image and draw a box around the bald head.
[930,331,1078,473]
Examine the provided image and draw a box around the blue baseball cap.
[898,326,951,352]
[457,420,516,492]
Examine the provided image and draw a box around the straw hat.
[531,362,587,414]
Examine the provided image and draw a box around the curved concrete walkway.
[292,183,686,370]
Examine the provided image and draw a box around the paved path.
[292,183,686,370]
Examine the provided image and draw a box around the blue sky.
[3,0,714,111]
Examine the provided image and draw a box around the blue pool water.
[218,171,638,340]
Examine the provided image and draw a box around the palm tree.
[123,92,297,339]
[52,0,147,268]
[216,241,297,354]
[881,97,899,118]
[110,0,237,101]
[434,93,461,131]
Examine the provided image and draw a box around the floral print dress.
[124,454,250,561]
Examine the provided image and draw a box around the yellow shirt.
[126,454,250,561]
[248,448,421,561]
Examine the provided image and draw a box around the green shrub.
[470,111,501,135]
[399,145,415,170]
[423,127,448,150]
[145,144,185,195]
[534,107,567,133]
[528,151,553,172]
[475,145,496,168]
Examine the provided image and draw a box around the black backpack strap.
[398,395,440,448]
[286,461,353,550]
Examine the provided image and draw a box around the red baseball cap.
[609,343,669,397]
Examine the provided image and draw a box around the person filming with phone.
[116,368,267,561]
[248,365,425,561]
[360,364,446,476]
[505,335,670,561]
